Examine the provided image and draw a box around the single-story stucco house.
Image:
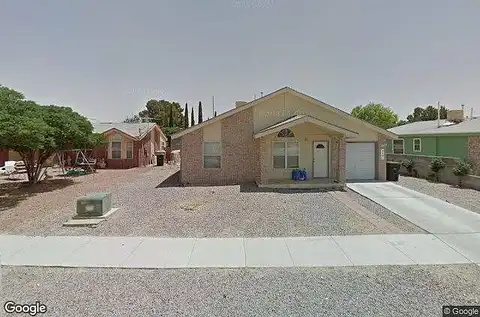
[90,122,167,169]
[172,86,398,187]
[386,109,480,175]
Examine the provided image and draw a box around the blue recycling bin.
[292,169,307,181]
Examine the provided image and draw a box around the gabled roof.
[93,122,165,140]
[171,86,397,139]
[388,118,480,136]
[254,115,359,139]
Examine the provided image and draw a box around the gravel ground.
[2,265,479,317]
[344,189,426,234]
[0,165,178,234]
[0,165,415,237]
[397,176,480,214]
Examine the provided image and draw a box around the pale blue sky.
[1,0,479,122]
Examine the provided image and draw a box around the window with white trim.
[413,138,421,152]
[393,139,404,154]
[204,141,221,168]
[126,141,133,159]
[111,134,122,159]
[273,141,299,169]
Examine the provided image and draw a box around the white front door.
[313,141,329,178]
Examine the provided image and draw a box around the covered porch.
[254,115,357,187]
[256,177,345,190]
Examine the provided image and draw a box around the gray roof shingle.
[92,122,156,138]
[388,118,480,135]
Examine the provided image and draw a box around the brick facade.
[468,136,480,175]
[180,108,259,185]
[0,148,8,167]
[330,136,339,181]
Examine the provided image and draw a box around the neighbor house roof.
[171,86,397,139]
[388,118,480,136]
[93,122,163,140]
[254,115,359,139]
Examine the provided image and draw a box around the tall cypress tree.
[184,103,189,129]
[214,111,217,117]
[191,107,195,126]
[169,104,174,127]
[198,101,203,123]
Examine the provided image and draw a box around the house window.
[273,141,299,169]
[111,134,122,159]
[204,141,221,168]
[393,139,404,154]
[413,138,421,152]
[277,128,295,138]
[126,141,133,159]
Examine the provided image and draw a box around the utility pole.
[212,96,215,118]
[437,101,441,127]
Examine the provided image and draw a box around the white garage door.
[346,142,375,180]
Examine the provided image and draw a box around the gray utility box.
[76,192,112,217]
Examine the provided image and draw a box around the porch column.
[330,136,339,181]
[330,136,346,183]
[338,136,346,183]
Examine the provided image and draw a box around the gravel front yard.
[1,166,422,237]
[3,265,479,317]
[398,176,480,214]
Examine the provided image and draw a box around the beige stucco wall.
[106,132,134,159]
[253,92,378,142]
[258,123,339,181]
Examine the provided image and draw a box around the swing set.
[55,149,97,176]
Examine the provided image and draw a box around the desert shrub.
[429,157,446,182]
[401,158,414,175]
[452,159,471,187]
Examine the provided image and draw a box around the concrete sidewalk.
[347,182,480,234]
[1,234,478,269]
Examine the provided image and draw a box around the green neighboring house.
[386,117,480,174]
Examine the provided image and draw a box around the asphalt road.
[2,265,479,317]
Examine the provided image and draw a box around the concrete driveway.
[347,182,480,265]
[347,182,480,234]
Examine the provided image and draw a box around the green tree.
[406,105,448,123]
[214,111,217,117]
[127,99,185,137]
[124,114,141,123]
[0,85,103,185]
[198,101,203,123]
[138,99,184,128]
[184,103,189,129]
[191,107,195,126]
[169,104,174,127]
[351,103,399,129]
